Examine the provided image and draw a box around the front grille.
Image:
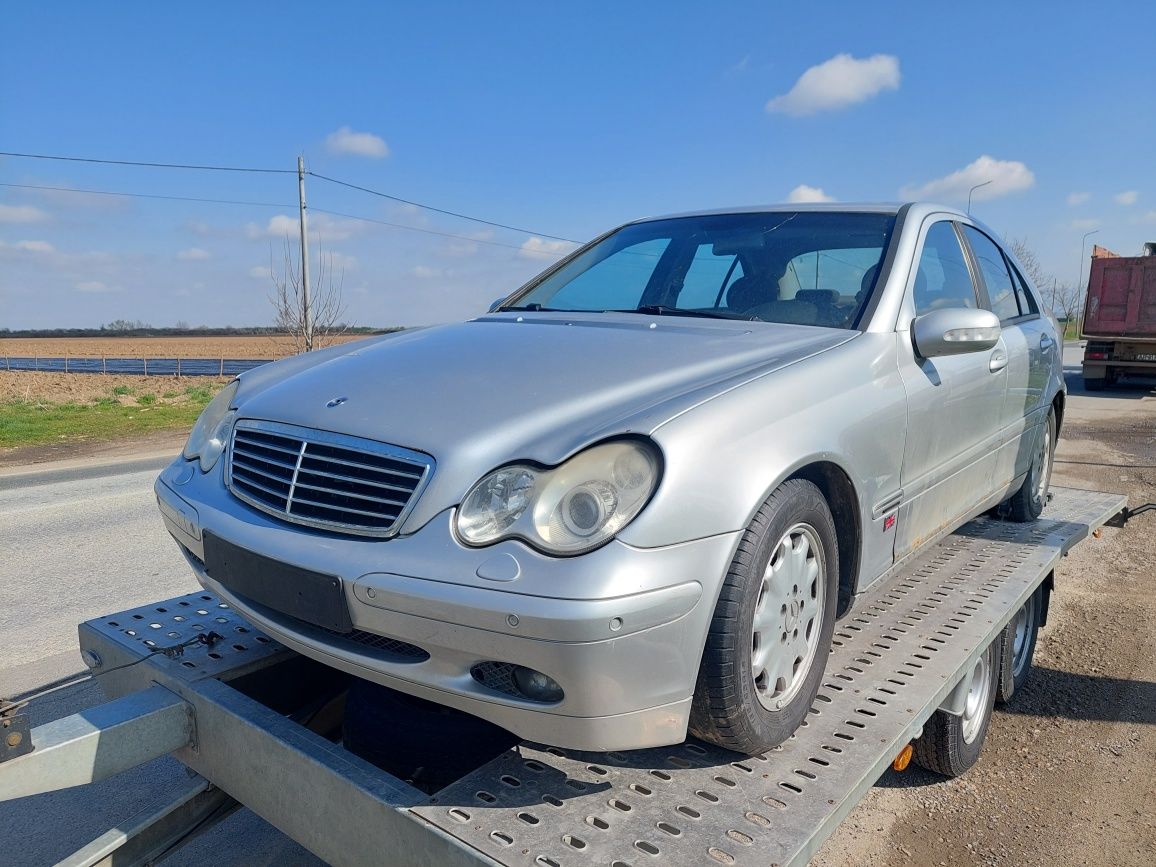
[227,420,433,537]
[345,629,429,660]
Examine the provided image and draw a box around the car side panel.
[621,333,907,593]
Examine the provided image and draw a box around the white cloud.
[786,184,835,203]
[1114,190,1138,206]
[247,213,359,242]
[75,280,113,293]
[1137,211,1156,224]
[766,53,900,116]
[900,155,1035,203]
[1069,218,1099,231]
[177,247,211,261]
[14,240,55,253]
[327,251,358,271]
[519,237,579,260]
[437,229,495,258]
[0,203,49,223]
[249,265,273,281]
[411,265,445,279]
[1067,192,1091,206]
[325,126,389,158]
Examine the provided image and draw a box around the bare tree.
[268,235,349,353]
[1009,238,1084,335]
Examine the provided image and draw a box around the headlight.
[183,379,239,472]
[457,440,660,555]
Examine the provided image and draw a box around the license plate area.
[203,532,352,633]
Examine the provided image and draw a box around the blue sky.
[2,1,1154,329]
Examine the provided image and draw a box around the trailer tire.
[913,641,1001,778]
[689,479,838,756]
[1005,409,1056,522]
[996,587,1042,704]
[343,679,517,791]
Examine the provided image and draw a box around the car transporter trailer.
[2,486,1151,867]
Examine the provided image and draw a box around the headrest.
[797,289,840,305]
[860,264,879,295]
[726,276,771,311]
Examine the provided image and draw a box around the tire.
[913,640,1001,778]
[996,586,1042,704]
[1005,408,1056,522]
[689,478,839,756]
[343,679,517,792]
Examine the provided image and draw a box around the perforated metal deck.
[410,487,1126,867]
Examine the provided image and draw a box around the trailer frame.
[0,487,1130,867]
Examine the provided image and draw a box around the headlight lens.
[457,440,660,555]
[183,379,239,472]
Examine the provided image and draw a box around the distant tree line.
[0,323,396,338]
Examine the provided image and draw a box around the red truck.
[1081,243,1156,389]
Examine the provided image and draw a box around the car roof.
[628,202,970,225]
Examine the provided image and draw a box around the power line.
[0,150,293,174]
[1,149,579,245]
[0,182,292,210]
[0,180,568,252]
[310,207,558,252]
[307,172,578,243]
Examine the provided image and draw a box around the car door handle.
[989,350,1008,373]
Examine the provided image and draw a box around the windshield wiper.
[499,304,576,313]
[610,305,750,320]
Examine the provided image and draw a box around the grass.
[0,384,223,449]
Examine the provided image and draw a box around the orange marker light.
[892,743,914,772]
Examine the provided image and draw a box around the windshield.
[505,211,896,329]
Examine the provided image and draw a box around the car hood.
[235,313,851,530]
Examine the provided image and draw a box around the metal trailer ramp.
[0,487,1127,867]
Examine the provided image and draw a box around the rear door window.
[962,226,1020,321]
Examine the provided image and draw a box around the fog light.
[513,666,564,703]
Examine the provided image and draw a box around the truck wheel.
[996,587,1042,704]
[1005,409,1056,522]
[912,641,1000,778]
[689,479,838,756]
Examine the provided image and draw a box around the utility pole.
[297,155,312,352]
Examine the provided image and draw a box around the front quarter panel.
[619,333,907,590]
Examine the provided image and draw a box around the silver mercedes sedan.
[156,202,1063,755]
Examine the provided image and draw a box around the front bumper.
[155,459,740,750]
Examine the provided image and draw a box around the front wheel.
[689,479,839,756]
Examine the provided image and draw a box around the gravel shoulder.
[815,377,1156,866]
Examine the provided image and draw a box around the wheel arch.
[1051,389,1065,436]
[785,460,861,618]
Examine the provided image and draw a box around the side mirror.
[911,308,1001,358]
[487,297,507,313]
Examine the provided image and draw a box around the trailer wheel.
[689,479,838,756]
[1005,409,1056,522]
[912,641,1000,778]
[996,587,1042,703]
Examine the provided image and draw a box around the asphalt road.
[0,457,322,865]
